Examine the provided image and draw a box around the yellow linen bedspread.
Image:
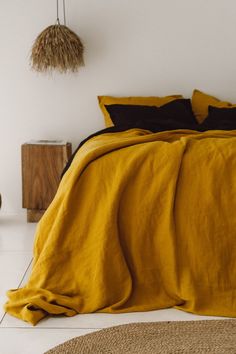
[5,129,236,325]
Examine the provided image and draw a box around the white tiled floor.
[0,215,226,354]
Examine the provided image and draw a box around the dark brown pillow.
[199,106,236,131]
[105,99,198,131]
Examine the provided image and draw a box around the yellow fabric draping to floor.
[5,129,236,325]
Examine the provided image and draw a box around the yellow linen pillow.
[191,89,232,123]
[98,95,183,127]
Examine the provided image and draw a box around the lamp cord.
[56,0,59,24]
[63,0,66,26]
[56,0,66,25]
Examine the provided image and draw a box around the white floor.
[0,215,226,354]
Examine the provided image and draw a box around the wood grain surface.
[22,143,72,220]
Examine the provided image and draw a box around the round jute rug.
[45,319,236,354]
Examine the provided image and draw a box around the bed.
[4,92,236,325]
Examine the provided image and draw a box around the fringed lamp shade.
[30,0,84,73]
[31,24,84,73]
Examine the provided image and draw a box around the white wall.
[1,0,236,214]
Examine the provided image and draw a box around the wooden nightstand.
[22,140,72,222]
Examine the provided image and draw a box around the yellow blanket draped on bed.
[5,129,236,325]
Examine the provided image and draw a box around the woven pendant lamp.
[30,0,84,73]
